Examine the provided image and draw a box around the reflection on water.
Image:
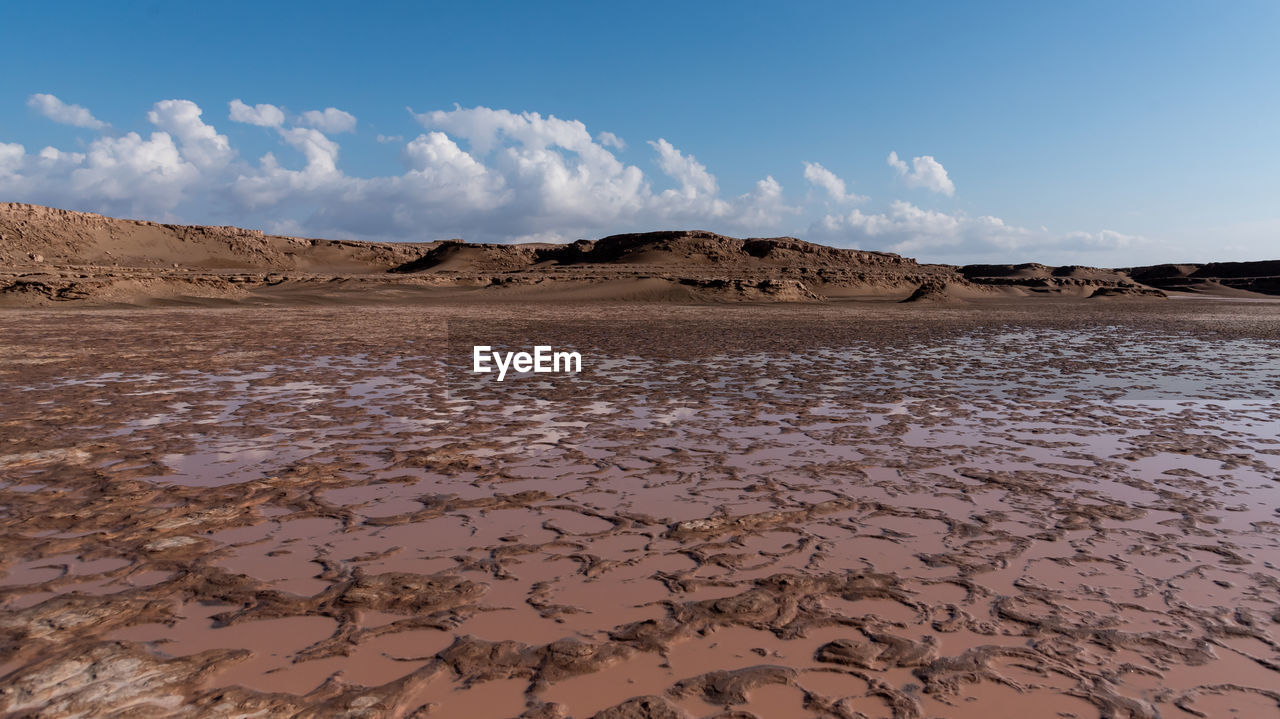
[1,312,1279,717]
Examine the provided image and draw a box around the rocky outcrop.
[900,278,960,303]
[1089,285,1168,299]
[3,202,1255,305]
[1126,260,1280,296]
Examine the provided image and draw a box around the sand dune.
[0,202,437,273]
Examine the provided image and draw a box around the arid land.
[1,205,1279,718]
[4,203,1279,307]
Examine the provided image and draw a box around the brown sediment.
[0,302,1279,718]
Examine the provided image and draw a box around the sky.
[1,1,1277,265]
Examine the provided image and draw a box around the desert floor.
[1,299,1278,718]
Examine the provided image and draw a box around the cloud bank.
[810,201,1147,262]
[3,93,1147,263]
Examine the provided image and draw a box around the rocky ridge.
[4,202,1273,306]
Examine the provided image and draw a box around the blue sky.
[1,1,1277,264]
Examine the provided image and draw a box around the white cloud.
[413,105,582,156]
[735,175,799,228]
[647,138,726,221]
[36,146,86,170]
[279,127,340,176]
[888,151,955,196]
[229,130,344,210]
[148,100,233,171]
[27,94,108,130]
[376,134,404,144]
[4,101,230,218]
[321,107,789,239]
[68,131,200,216]
[649,138,717,197]
[300,107,357,134]
[410,106,651,229]
[398,132,507,208]
[1,97,1155,263]
[802,161,865,203]
[0,142,25,176]
[597,131,626,150]
[228,99,285,128]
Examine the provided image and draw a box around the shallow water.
[1,304,1278,718]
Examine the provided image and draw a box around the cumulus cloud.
[408,106,651,229]
[735,175,800,228]
[596,131,626,150]
[398,131,507,208]
[26,94,108,130]
[0,142,25,176]
[299,107,357,134]
[279,128,340,176]
[396,106,793,237]
[3,99,792,241]
[3,96,1150,263]
[6,101,213,217]
[67,131,200,216]
[148,100,232,171]
[802,161,865,203]
[648,138,726,220]
[228,99,285,128]
[36,146,86,170]
[888,151,955,196]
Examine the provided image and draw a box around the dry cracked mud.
[1,300,1278,718]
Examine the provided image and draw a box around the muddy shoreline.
[1,301,1278,718]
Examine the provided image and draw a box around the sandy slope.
[3,202,1277,307]
[0,202,438,272]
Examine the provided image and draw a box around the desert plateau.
[7,203,1280,309]
[0,203,1278,718]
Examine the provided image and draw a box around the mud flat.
[1,300,1279,718]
